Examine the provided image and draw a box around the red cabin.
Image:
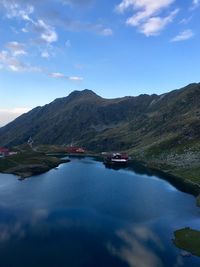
[0,147,9,157]
[66,147,85,154]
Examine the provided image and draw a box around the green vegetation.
[173,167,200,184]
[174,228,200,257]
[0,145,69,179]
[0,84,199,258]
[36,144,67,154]
[0,84,199,188]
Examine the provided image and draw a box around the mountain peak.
[67,89,99,100]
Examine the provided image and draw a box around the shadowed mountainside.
[0,89,158,148]
[0,84,200,182]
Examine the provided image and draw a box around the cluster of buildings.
[0,147,18,158]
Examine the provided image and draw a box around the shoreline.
[127,159,200,208]
[17,158,70,179]
[66,153,200,203]
[131,159,200,196]
[1,151,200,256]
[1,150,200,204]
[0,149,70,179]
[1,151,199,201]
[3,158,70,179]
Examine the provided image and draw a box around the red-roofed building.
[0,147,9,157]
[66,147,85,154]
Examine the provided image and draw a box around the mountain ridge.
[0,87,158,147]
[0,83,199,148]
[0,82,200,182]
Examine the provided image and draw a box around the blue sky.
[0,0,200,125]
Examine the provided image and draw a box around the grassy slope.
[83,84,200,187]
[129,140,200,183]
[0,84,199,186]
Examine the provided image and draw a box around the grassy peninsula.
[0,146,69,179]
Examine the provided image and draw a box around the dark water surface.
[0,157,200,267]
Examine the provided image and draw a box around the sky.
[0,0,200,126]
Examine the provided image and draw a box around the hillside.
[0,89,158,147]
[0,84,200,183]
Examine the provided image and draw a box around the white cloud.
[193,0,200,7]
[7,107,31,114]
[6,41,27,56]
[32,19,58,44]
[190,0,200,10]
[0,50,41,72]
[41,51,50,58]
[68,76,83,81]
[1,1,58,44]
[49,72,65,78]
[49,72,83,81]
[0,0,111,41]
[171,29,194,42]
[99,28,113,36]
[116,0,175,15]
[0,107,31,126]
[0,50,24,72]
[89,24,114,36]
[22,27,29,33]
[39,21,58,43]
[1,1,34,21]
[116,0,178,36]
[139,9,179,36]
[179,16,192,25]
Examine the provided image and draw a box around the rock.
[180,250,192,257]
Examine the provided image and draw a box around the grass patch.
[0,158,17,171]
[174,228,200,257]
[0,148,69,178]
[173,167,200,184]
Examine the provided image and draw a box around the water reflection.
[0,222,25,243]
[0,211,192,267]
[174,255,184,267]
[31,208,49,224]
[0,157,199,267]
[108,226,164,267]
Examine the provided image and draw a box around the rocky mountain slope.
[0,89,158,147]
[0,83,200,183]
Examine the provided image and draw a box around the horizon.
[0,81,198,127]
[1,0,200,125]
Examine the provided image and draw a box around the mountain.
[0,88,157,148]
[0,84,200,183]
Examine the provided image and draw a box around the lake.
[0,157,199,267]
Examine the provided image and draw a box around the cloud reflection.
[108,226,164,267]
[31,208,49,225]
[0,222,25,242]
[0,208,49,243]
[173,255,184,267]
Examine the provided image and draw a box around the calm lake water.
[0,157,200,267]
